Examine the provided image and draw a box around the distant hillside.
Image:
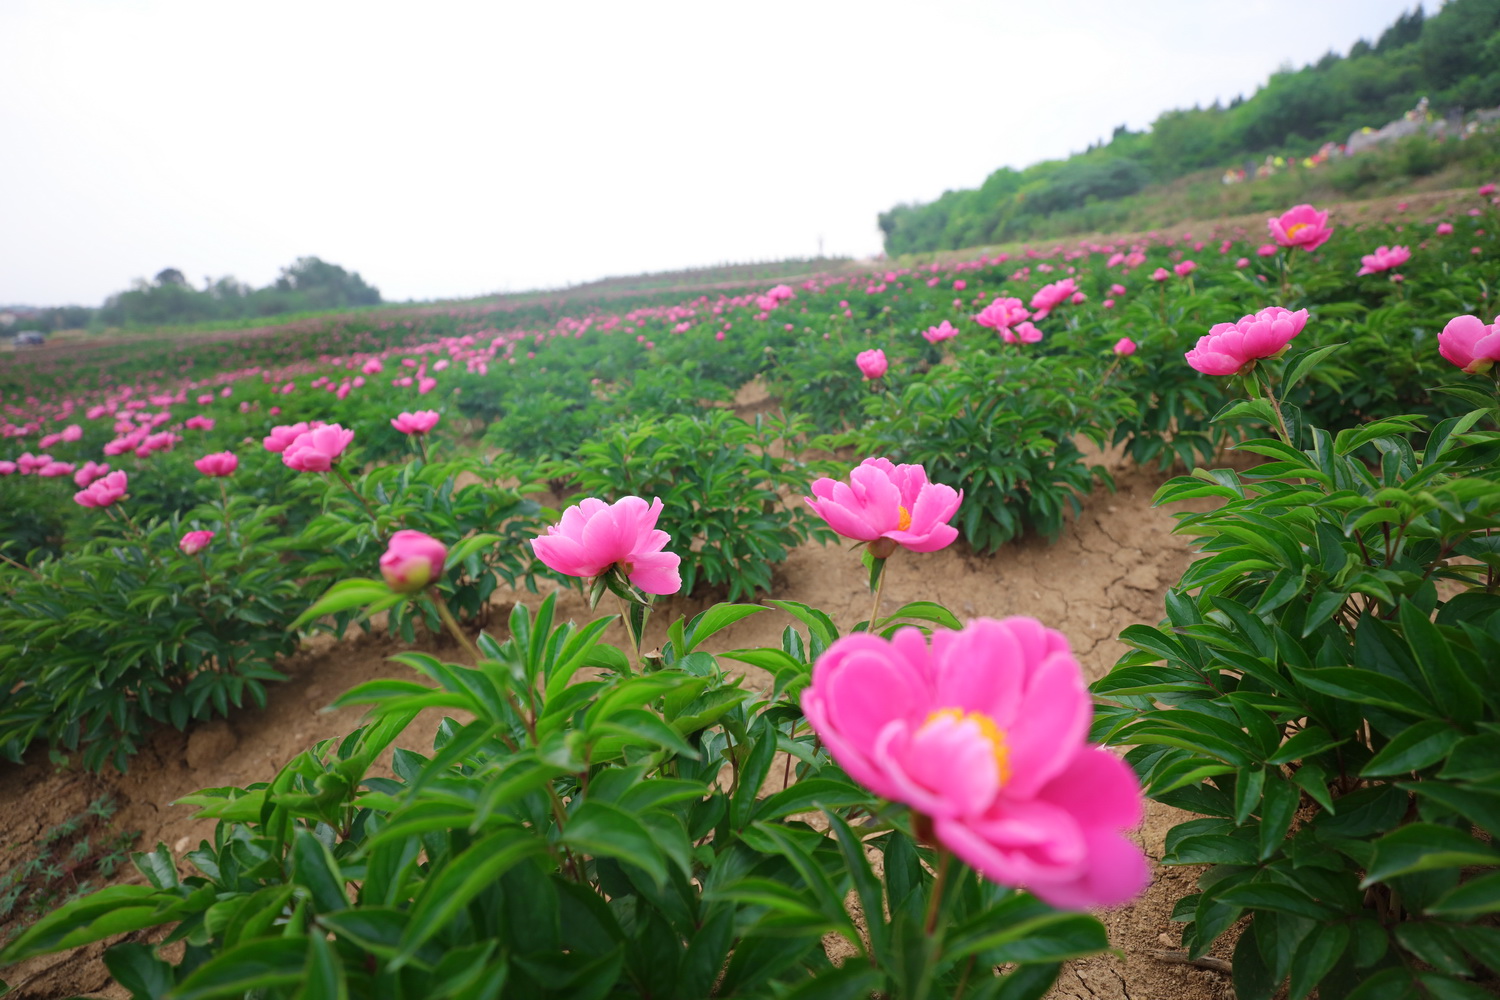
[880,0,1500,254]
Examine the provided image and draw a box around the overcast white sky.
[2,0,1424,306]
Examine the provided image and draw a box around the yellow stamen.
[926,707,1012,785]
[1284,222,1308,240]
[897,505,912,531]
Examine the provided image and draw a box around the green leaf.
[1295,668,1436,718]
[0,884,186,963]
[684,603,766,652]
[754,779,873,822]
[1361,721,1460,777]
[292,829,348,913]
[394,829,546,966]
[563,801,669,888]
[1284,344,1345,397]
[1288,922,1351,1000]
[105,943,175,998]
[1428,870,1500,918]
[948,911,1109,963]
[291,578,393,629]
[168,938,307,1000]
[1215,881,1332,920]
[1363,824,1500,886]
[1266,726,1346,765]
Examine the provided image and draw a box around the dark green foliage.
[570,411,834,601]
[0,596,1107,998]
[844,351,1130,552]
[1094,377,1500,999]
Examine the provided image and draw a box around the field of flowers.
[1,189,1499,999]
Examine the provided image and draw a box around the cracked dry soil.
[0,454,1237,1000]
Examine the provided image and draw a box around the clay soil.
[0,428,1250,1000]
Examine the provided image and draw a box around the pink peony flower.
[0,461,15,476]
[195,451,238,477]
[362,358,384,375]
[1150,268,1171,282]
[1236,257,1251,268]
[1013,321,1043,344]
[180,530,214,556]
[1437,222,1454,236]
[1029,278,1078,318]
[973,297,1030,333]
[531,496,681,595]
[805,457,962,557]
[1357,245,1411,275]
[184,415,215,431]
[1174,260,1197,277]
[801,617,1147,909]
[391,410,441,435]
[380,530,447,593]
[1113,337,1137,356]
[856,349,888,380]
[264,422,312,453]
[75,470,128,508]
[1438,315,1500,374]
[1256,244,1278,257]
[1185,306,1308,376]
[282,424,354,472]
[1268,204,1333,252]
[73,461,110,488]
[922,321,959,345]
[1480,183,1496,197]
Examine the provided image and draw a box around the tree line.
[880,1,1500,254]
[7,256,381,334]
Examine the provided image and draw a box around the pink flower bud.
[380,530,447,592]
[856,349,888,380]
[180,530,214,556]
[391,411,441,435]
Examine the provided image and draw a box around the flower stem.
[0,551,39,579]
[333,466,381,532]
[428,586,481,662]
[924,847,952,936]
[1254,369,1294,447]
[867,560,888,632]
[416,435,430,465]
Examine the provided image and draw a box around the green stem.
[1250,369,1294,447]
[924,848,952,936]
[416,435,430,465]
[333,466,381,533]
[867,559,888,632]
[0,551,39,579]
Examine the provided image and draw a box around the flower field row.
[1,193,1499,998]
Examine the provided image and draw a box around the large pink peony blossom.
[1357,245,1411,275]
[531,496,681,595]
[1268,204,1333,252]
[282,424,354,472]
[801,618,1148,910]
[1185,306,1308,376]
[1438,315,1500,374]
[805,457,962,556]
